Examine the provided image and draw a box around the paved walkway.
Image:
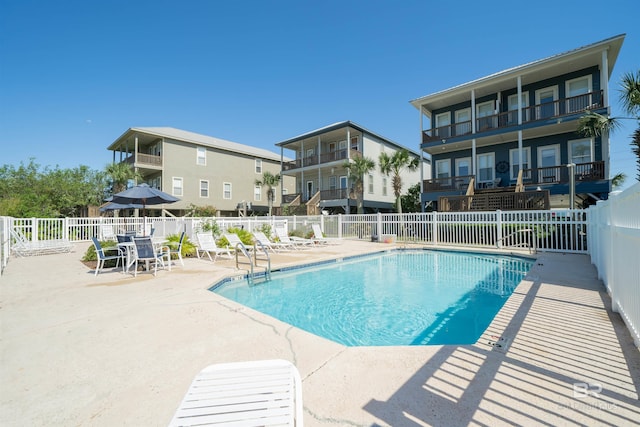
[1,240,638,426]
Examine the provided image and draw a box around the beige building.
[107,127,294,216]
[277,121,431,214]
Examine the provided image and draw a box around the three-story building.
[276,121,430,214]
[411,34,625,211]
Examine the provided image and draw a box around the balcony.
[123,152,163,168]
[422,91,604,144]
[439,190,550,212]
[282,188,355,204]
[282,149,361,172]
[423,161,604,194]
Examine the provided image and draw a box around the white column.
[471,90,477,184]
[601,49,610,183]
[517,76,523,177]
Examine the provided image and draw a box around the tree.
[255,171,281,216]
[343,156,376,214]
[0,159,107,217]
[578,70,640,181]
[105,162,141,195]
[378,149,419,215]
[400,183,422,213]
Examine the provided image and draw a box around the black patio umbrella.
[110,183,180,218]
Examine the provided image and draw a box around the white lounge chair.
[275,227,313,249]
[195,232,234,262]
[10,228,74,256]
[170,359,304,426]
[311,224,340,245]
[253,231,294,252]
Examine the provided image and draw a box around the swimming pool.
[211,250,534,346]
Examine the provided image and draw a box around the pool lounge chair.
[253,231,295,252]
[10,229,74,257]
[169,359,303,426]
[195,232,234,262]
[275,227,314,249]
[311,224,340,245]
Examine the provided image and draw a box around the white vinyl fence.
[588,183,640,347]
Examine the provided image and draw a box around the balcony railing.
[423,90,604,143]
[423,175,475,192]
[521,161,605,184]
[439,190,550,212]
[282,149,361,171]
[124,152,163,167]
[282,188,355,204]
[423,161,604,193]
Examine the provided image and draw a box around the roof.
[109,127,287,162]
[275,120,423,158]
[410,34,626,110]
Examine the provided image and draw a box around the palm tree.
[343,156,376,214]
[378,149,419,215]
[255,171,281,216]
[578,69,640,181]
[105,162,141,194]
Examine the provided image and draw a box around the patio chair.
[311,224,340,245]
[169,359,303,427]
[253,231,294,252]
[131,236,170,277]
[275,227,313,249]
[166,231,186,268]
[195,231,234,262]
[100,225,117,241]
[91,237,126,276]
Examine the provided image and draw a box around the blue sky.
[1,0,638,189]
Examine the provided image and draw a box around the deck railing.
[423,90,604,143]
[438,190,550,212]
[282,149,361,171]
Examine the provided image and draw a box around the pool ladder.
[234,240,271,286]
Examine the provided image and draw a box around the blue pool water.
[212,250,533,346]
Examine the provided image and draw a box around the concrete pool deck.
[0,240,638,426]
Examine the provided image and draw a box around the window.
[172,177,183,196]
[509,147,531,181]
[223,182,232,199]
[351,136,359,151]
[329,175,337,190]
[569,139,593,164]
[199,180,209,198]
[477,153,495,183]
[382,177,388,196]
[535,86,558,119]
[340,176,348,189]
[455,157,471,177]
[254,185,262,201]
[196,147,206,166]
[368,174,374,194]
[566,76,592,112]
[455,108,471,136]
[255,159,262,174]
[476,101,495,130]
[435,112,451,138]
[508,92,529,123]
[435,159,450,179]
